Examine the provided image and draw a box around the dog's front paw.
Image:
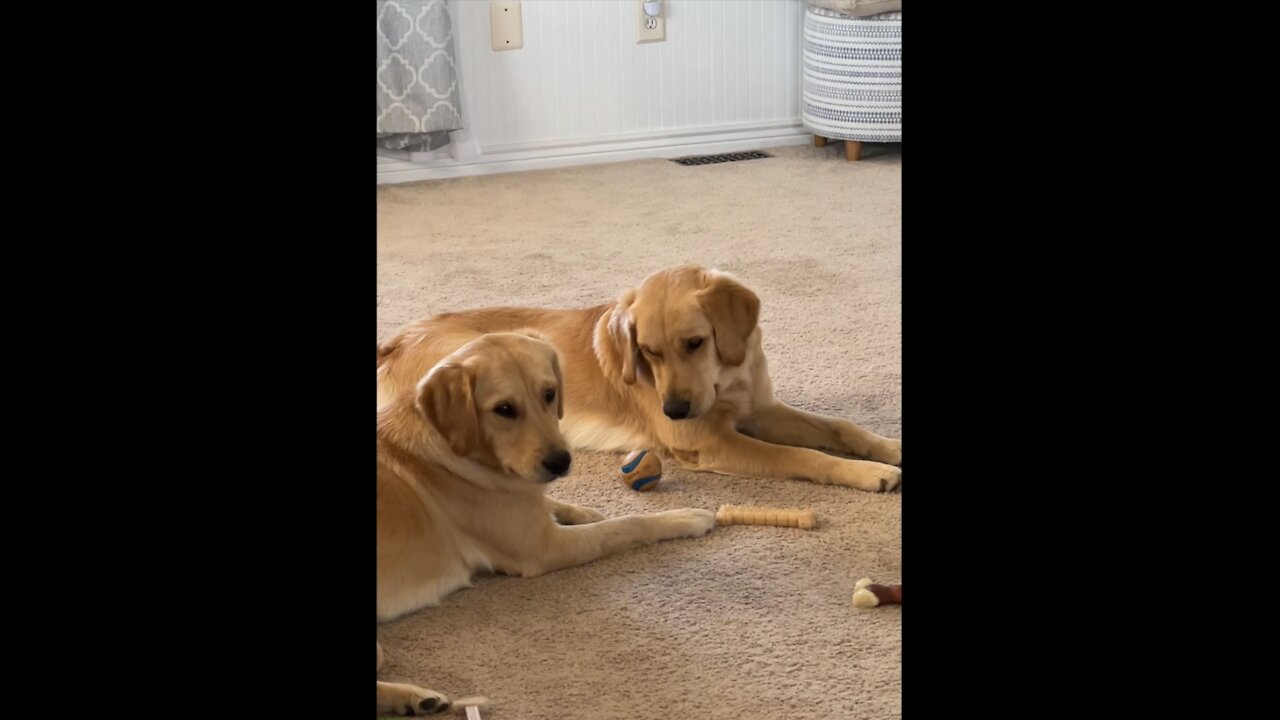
[871,438,901,466]
[658,508,717,538]
[874,464,901,492]
[838,462,901,493]
[381,684,451,716]
[555,504,607,525]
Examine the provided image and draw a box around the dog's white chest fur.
[561,414,649,452]
[714,357,762,417]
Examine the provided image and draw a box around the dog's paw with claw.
[876,465,902,492]
[381,685,451,716]
[658,508,717,538]
[840,462,901,493]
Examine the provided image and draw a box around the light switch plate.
[491,1,523,51]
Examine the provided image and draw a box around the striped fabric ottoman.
[802,6,902,161]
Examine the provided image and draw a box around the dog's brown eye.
[544,388,556,405]
[494,403,517,418]
[686,338,704,352]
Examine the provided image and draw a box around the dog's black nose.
[663,398,691,420]
[542,450,572,477]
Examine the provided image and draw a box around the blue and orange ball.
[620,450,663,491]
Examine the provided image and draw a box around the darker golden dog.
[378,265,901,492]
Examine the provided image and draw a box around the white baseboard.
[376,120,810,185]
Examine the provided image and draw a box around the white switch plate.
[637,0,665,44]
[491,1,523,51]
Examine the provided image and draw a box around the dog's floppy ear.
[550,349,565,419]
[697,272,760,366]
[416,363,479,456]
[607,288,639,384]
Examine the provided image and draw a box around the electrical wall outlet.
[490,1,523,51]
[637,0,665,44]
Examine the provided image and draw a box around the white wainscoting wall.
[378,0,807,184]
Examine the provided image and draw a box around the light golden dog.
[377,265,901,493]
[376,331,716,715]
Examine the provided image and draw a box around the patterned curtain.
[376,0,463,153]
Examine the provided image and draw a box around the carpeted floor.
[376,143,901,720]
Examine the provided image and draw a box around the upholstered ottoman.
[802,2,902,160]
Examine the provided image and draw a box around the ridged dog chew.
[714,505,817,529]
[852,577,901,608]
[453,697,490,716]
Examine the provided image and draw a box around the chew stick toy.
[715,505,817,529]
[852,578,902,608]
[448,697,489,717]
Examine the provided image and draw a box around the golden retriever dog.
[376,331,716,715]
[377,265,901,493]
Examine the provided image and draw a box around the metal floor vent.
[671,151,773,166]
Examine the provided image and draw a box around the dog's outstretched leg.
[525,509,715,575]
[691,430,900,492]
[743,403,901,465]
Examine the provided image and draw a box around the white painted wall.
[379,0,808,183]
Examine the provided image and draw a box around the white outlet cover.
[637,0,665,43]
[491,1,523,51]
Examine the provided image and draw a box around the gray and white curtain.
[376,0,462,153]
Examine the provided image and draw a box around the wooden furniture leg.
[814,135,828,147]
[845,140,862,161]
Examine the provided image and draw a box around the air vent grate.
[670,151,773,166]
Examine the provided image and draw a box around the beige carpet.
[376,143,901,720]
